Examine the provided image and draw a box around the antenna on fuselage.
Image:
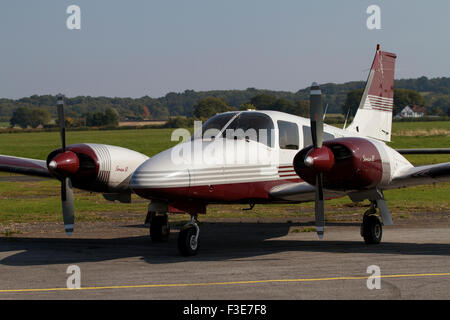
[323,103,329,121]
[343,107,351,129]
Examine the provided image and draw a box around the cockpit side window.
[223,112,274,147]
[278,120,299,150]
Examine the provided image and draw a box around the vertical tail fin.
[346,45,397,142]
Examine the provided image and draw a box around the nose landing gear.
[361,202,383,244]
[178,215,200,256]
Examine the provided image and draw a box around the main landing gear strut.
[148,212,171,242]
[360,201,383,244]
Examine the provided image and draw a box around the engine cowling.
[46,143,149,193]
[294,137,384,191]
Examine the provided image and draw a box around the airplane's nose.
[130,151,190,200]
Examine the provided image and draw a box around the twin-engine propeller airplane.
[1,45,450,256]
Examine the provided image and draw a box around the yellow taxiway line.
[1,272,449,293]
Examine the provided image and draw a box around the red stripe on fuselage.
[133,177,302,203]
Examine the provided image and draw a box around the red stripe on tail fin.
[346,45,397,142]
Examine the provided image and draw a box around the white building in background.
[395,105,426,118]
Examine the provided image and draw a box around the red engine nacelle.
[47,143,149,193]
[47,144,103,191]
[293,137,383,191]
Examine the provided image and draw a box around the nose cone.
[130,148,190,200]
[48,151,79,177]
[302,147,335,173]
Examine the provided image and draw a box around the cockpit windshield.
[192,112,237,140]
[223,112,274,147]
[192,111,274,147]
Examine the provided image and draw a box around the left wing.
[386,162,450,189]
[396,148,450,155]
[0,155,52,178]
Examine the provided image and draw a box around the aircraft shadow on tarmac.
[0,222,449,266]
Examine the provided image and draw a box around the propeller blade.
[57,94,66,152]
[57,95,74,235]
[61,177,75,235]
[309,83,325,238]
[309,82,323,148]
[315,173,325,239]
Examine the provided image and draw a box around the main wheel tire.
[150,215,170,242]
[178,225,199,256]
[362,215,382,245]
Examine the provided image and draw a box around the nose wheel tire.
[178,225,199,256]
[361,215,382,245]
[150,214,170,242]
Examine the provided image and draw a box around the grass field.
[0,122,449,163]
[0,122,449,226]
[388,121,450,165]
[0,128,178,159]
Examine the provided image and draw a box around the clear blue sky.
[1,0,449,99]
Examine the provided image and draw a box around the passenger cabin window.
[278,120,299,150]
[223,112,274,147]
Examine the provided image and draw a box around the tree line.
[9,107,119,129]
[192,88,450,123]
[1,76,449,127]
[190,95,310,119]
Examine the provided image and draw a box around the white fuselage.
[130,111,413,202]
